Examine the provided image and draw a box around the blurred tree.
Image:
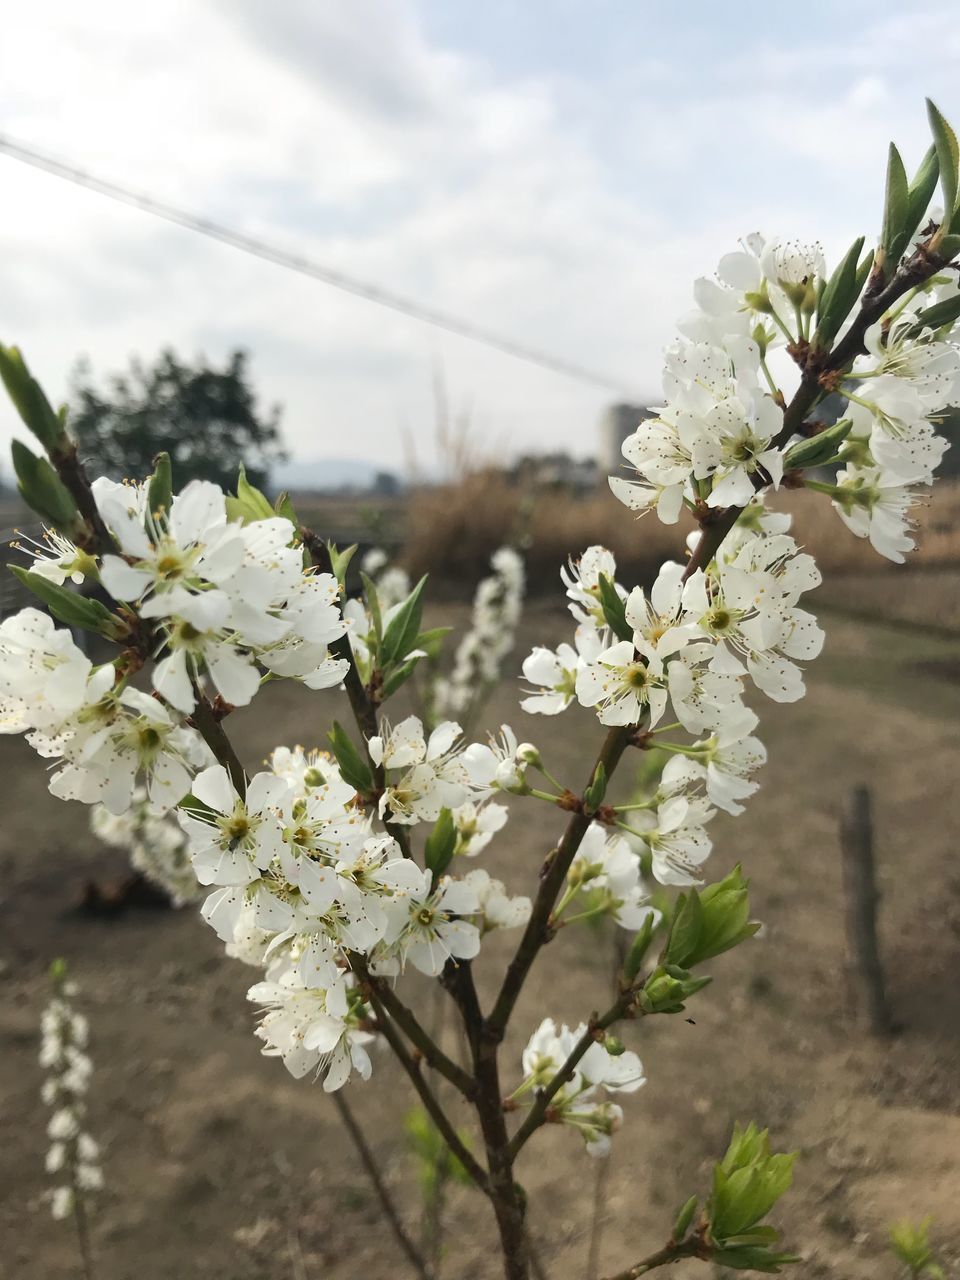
[68,348,286,490]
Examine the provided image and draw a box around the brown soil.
[2,600,960,1280]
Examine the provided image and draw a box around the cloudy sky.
[2,1,959,477]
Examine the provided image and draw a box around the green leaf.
[414,625,452,659]
[663,890,703,968]
[908,144,940,238]
[380,575,427,666]
[10,440,78,528]
[598,573,632,642]
[326,720,374,795]
[10,566,123,637]
[226,463,275,524]
[622,911,658,982]
[583,761,607,813]
[906,293,960,337]
[147,451,172,518]
[381,656,421,698]
[935,232,960,261]
[879,142,910,275]
[326,542,357,585]
[813,236,865,350]
[360,572,384,643]
[927,99,959,222]
[672,1195,699,1241]
[424,807,457,882]
[274,491,299,526]
[783,419,852,472]
[0,345,66,451]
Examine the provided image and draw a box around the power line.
[0,132,636,395]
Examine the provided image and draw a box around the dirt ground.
[2,595,960,1280]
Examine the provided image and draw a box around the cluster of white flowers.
[834,304,957,560]
[611,232,954,561]
[175,735,530,1087]
[91,790,202,907]
[40,971,103,1221]
[431,545,525,722]
[0,479,350,815]
[515,1018,646,1157]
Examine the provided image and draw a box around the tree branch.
[188,689,247,795]
[485,725,636,1044]
[364,981,492,1196]
[354,959,478,1099]
[600,1235,706,1278]
[331,1090,434,1280]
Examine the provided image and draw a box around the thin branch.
[188,689,247,795]
[364,983,492,1196]
[301,526,414,859]
[485,726,635,1044]
[599,1235,706,1279]
[507,987,640,1159]
[356,961,478,1099]
[331,1091,433,1280]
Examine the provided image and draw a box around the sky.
[2,1,960,478]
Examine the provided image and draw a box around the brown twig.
[599,1235,707,1279]
[331,1092,433,1280]
[365,982,492,1195]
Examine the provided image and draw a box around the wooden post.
[840,785,893,1036]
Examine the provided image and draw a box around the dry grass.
[403,471,960,589]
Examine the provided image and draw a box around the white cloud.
[0,0,955,477]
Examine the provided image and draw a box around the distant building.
[598,403,653,474]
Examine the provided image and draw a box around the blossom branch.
[331,1091,434,1280]
[354,960,478,1099]
[485,724,636,1043]
[300,527,415,860]
[683,241,957,584]
[507,985,642,1159]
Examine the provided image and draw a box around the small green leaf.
[672,1195,699,1241]
[905,292,960,336]
[327,720,374,795]
[413,625,452,659]
[927,99,960,222]
[360,572,384,643]
[783,419,852,471]
[663,890,704,968]
[935,232,960,261]
[424,807,457,882]
[622,911,657,982]
[380,575,427,666]
[11,440,78,528]
[381,656,421,698]
[274,491,299,526]
[327,542,358,585]
[226,463,274,523]
[879,142,910,276]
[598,573,632,642]
[147,451,173,518]
[10,566,123,637]
[813,236,866,350]
[908,144,940,239]
[583,761,607,813]
[0,345,66,451]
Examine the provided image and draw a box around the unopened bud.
[603,1035,626,1057]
